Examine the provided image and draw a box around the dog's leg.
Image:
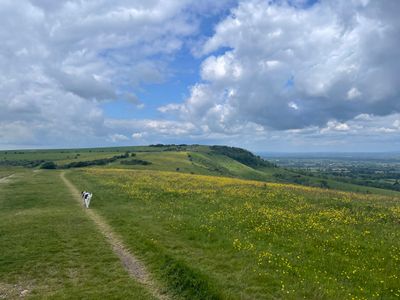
[87,195,92,208]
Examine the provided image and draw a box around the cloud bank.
[1,0,399,151]
[163,0,400,134]
[0,0,231,148]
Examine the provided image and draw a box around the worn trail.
[0,174,15,184]
[60,172,169,300]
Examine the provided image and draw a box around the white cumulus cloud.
[165,0,400,134]
[0,0,233,148]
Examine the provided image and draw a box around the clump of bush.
[0,159,45,168]
[40,161,57,169]
[60,152,130,169]
[149,144,191,152]
[120,159,152,166]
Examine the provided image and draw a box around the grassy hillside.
[1,144,398,196]
[1,145,399,298]
[0,170,153,299]
[67,168,400,299]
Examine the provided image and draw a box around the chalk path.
[60,172,169,300]
[0,174,15,184]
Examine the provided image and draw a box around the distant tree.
[319,180,329,188]
[40,161,57,169]
[120,159,151,166]
[60,153,132,169]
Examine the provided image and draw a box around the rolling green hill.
[1,145,399,299]
[1,144,398,196]
[66,168,400,299]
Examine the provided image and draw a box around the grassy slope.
[68,168,400,299]
[0,169,153,299]
[1,146,399,298]
[0,168,15,179]
[115,149,400,196]
[0,149,122,165]
[1,145,398,196]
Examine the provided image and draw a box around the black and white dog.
[81,191,93,208]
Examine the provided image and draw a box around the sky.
[0,0,399,152]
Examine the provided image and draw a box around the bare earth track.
[0,174,14,184]
[60,172,169,300]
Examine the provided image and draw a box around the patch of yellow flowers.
[85,168,400,299]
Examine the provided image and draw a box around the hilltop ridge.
[1,144,398,196]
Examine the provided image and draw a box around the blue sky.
[100,7,231,121]
[0,0,399,152]
[101,48,202,120]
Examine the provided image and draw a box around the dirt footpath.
[60,172,170,300]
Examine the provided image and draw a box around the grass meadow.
[67,168,400,299]
[0,170,153,299]
[1,145,399,299]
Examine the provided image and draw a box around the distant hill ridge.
[148,144,275,168]
[1,144,398,196]
[209,145,275,168]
